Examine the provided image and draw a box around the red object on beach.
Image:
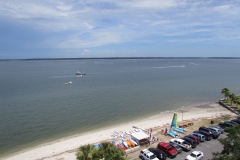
[157,142,178,158]
[117,144,127,150]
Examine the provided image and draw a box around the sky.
[0,0,240,59]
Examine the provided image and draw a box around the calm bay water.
[0,59,240,157]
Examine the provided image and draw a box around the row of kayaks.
[112,139,138,150]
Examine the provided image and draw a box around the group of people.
[147,128,160,146]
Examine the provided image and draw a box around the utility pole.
[182,106,184,121]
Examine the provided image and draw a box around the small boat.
[75,71,86,76]
[122,139,128,149]
[126,140,135,148]
[130,139,138,146]
[65,81,72,85]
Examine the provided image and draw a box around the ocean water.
[0,59,240,157]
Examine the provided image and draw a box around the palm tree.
[229,93,236,106]
[234,97,240,108]
[97,142,125,160]
[76,142,126,160]
[76,144,96,160]
[221,88,230,102]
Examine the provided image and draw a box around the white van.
[139,149,159,160]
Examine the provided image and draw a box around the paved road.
[135,133,227,160]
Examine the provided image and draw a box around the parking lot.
[134,133,227,160]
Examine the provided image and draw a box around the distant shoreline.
[1,57,240,61]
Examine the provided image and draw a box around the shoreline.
[3,102,237,160]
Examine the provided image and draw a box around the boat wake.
[48,75,76,78]
[154,65,185,69]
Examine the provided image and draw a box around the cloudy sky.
[0,0,240,59]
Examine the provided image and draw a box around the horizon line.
[1,57,240,61]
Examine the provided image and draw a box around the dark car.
[199,127,213,135]
[225,121,238,125]
[168,142,183,154]
[181,137,197,148]
[231,119,240,124]
[199,126,220,139]
[185,135,199,144]
[194,130,212,141]
[219,122,235,130]
[149,148,167,160]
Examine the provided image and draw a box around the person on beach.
[164,128,168,136]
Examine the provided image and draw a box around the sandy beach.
[3,102,237,160]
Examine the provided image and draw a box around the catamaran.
[170,113,187,133]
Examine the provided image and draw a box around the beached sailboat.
[170,113,187,133]
[167,113,182,137]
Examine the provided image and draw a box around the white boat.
[75,71,86,76]
[65,81,72,85]
[140,128,147,132]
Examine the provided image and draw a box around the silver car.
[189,132,205,142]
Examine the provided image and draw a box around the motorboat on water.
[75,71,86,76]
[65,81,72,85]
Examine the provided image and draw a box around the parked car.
[218,122,235,130]
[168,142,183,154]
[199,126,220,139]
[207,126,221,134]
[207,127,221,137]
[209,125,224,134]
[231,119,240,124]
[185,135,200,144]
[199,127,213,135]
[139,149,159,160]
[225,121,238,125]
[148,148,167,160]
[181,137,197,148]
[185,151,204,160]
[193,130,212,141]
[157,142,178,158]
[169,138,192,151]
[208,125,224,134]
[189,132,205,142]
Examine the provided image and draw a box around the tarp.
[131,132,149,140]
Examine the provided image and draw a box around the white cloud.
[81,49,91,56]
[1,0,240,56]
[57,5,72,11]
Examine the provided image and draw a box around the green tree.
[97,142,126,160]
[221,88,230,102]
[76,144,96,160]
[76,142,126,160]
[229,93,236,106]
[233,97,240,107]
[211,125,240,160]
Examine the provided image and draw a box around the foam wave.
[190,63,199,65]
[94,62,113,64]
[154,65,185,68]
[48,75,76,78]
